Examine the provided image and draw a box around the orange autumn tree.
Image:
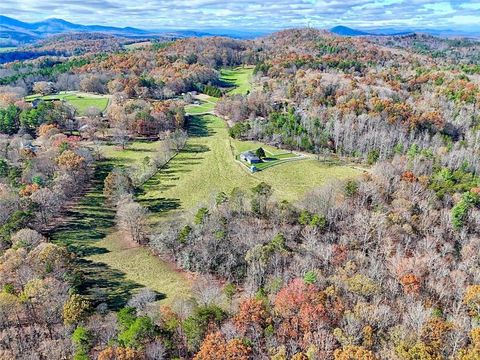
[464,285,480,318]
[334,345,376,360]
[19,183,40,197]
[400,273,422,295]
[56,150,85,172]
[234,298,271,338]
[97,346,145,360]
[194,332,251,360]
[37,123,58,137]
[274,278,328,348]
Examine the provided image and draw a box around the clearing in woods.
[25,91,110,115]
[140,67,361,220]
[220,66,255,95]
[50,141,191,309]
[49,66,360,308]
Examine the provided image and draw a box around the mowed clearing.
[140,113,360,219]
[50,141,191,309]
[220,66,255,95]
[25,91,110,115]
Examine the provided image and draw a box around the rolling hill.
[0,16,267,47]
[0,15,151,46]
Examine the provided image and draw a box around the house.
[31,99,42,108]
[20,141,39,156]
[240,151,260,164]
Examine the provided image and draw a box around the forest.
[0,27,480,360]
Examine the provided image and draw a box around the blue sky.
[3,0,480,31]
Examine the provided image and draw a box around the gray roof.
[242,151,260,161]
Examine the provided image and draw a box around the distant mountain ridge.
[330,25,413,37]
[330,25,480,38]
[2,16,478,48]
[0,16,266,47]
[0,15,152,46]
[330,26,372,36]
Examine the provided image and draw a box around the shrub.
[451,191,480,230]
[303,271,317,284]
[118,316,156,349]
[367,149,380,165]
[183,304,226,351]
[344,180,359,197]
[72,326,93,360]
[194,207,209,225]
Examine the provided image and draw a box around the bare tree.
[116,199,149,244]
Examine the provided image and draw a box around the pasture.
[50,141,191,309]
[139,113,361,218]
[220,66,255,95]
[25,91,110,115]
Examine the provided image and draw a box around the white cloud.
[1,0,479,31]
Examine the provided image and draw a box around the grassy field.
[139,114,361,219]
[185,100,215,115]
[220,66,254,95]
[50,141,191,309]
[25,91,110,115]
[124,41,152,50]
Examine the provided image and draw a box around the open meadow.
[50,141,191,308]
[220,66,255,95]
[25,91,110,115]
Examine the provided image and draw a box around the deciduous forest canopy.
[1,2,480,359]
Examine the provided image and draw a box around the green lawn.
[185,100,215,115]
[100,141,160,164]
[25,91,110,115]
[238,148,303,171]
[138,114,361,220]
[220,66,254,95]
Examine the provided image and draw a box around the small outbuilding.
[240,151,261,164]
[31,99,42,108]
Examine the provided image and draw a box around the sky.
[2,0,480,32]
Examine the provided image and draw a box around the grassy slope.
[220,66,255,95]
[140,114,359,218]
[25,91,109,115]
[141,67,360,217]
[50,141,191,309]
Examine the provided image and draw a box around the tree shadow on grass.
[77,258,166,309]
[181,144,210,154]
[217,80,235,89]
[121,147,156,153]
[187,115,216,137]
[138,197,181,213]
